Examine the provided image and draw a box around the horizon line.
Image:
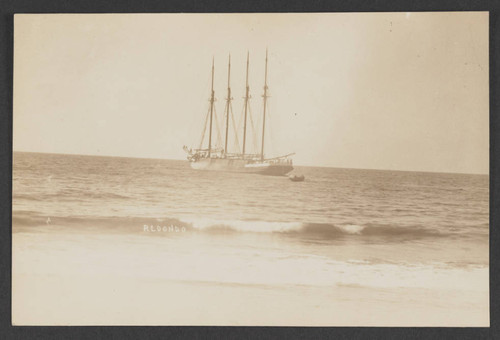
[12,150,489,176]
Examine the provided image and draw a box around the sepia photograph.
[12,12,489,326]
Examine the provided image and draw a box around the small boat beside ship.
[183,50,294,176]
[289,174,305,182]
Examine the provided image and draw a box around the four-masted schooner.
[183,50,294,176]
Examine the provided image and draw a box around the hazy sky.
[14,13,488,174]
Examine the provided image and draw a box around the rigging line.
[223,99,230,150]
[213,106,223,147]
[198,104,211,150]
[247,103,255,153]
[237,92,252,149]
[229,102,241,153]
[224,95,233,153]
[236,102,244,137]
[266,106,276,156]
[248,103,259,154]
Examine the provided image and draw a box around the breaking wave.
[12,211,464,240]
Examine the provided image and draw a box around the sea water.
[12,152,489,326]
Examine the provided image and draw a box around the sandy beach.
[12,231,489,326]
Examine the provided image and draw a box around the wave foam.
[182,217,303,233]
[12,211,449,240]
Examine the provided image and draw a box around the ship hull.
[190,158,293,176]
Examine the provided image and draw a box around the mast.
[208,57,215,157]
[224,54,231,155]
[242,52,250,158]
[260,49,268,161]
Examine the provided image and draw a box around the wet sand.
[12,231,489,326]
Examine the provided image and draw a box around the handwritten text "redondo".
[143,225,187,233]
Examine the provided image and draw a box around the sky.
[13,12,488,174]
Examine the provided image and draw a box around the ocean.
[12,151,489,326]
